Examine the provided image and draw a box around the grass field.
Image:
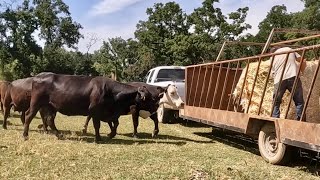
[0,112,319,180]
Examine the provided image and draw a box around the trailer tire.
[258,123,291,165]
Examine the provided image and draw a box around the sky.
[62,0,305,53]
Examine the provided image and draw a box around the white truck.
[144,66,185,123]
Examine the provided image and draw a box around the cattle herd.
[0,72,184,142]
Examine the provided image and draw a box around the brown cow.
[2,77,53,131]
[0,81,10,113]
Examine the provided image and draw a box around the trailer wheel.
[258,123,291,165]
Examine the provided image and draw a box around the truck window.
[148,70,155,83]
[155,69,185,82]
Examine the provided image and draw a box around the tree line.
[0,0,319,82]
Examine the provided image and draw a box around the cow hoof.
[57,134,64,140]
[37,124,43,129]
[23,136,29,141]
[132,134,139,139]
[82,129,87,135]
[3,125,7,130]
[95,137,102,143]
[108,133,116,139]
[152,131,159,138]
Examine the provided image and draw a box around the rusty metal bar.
[246,56,263,114]
[219,62,231,109]
[187,44,320,68]
[187,67,196,106]
[199,66,208,107]
[185,65,188,106]
[271,34,320,47]
[205,65,215,107]
[258,55,275,115]
[216,41,227,62]
[261,28,275,54]
[270,53,291,117]
[192,67,202,106]
[211,64,223,109]
[227,60,240,111]
[274,28,320,35]
[300,56,320,121]
[236,59,251,111]
[229,41,301,48]
[285,49,306,119]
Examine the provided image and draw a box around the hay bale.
[233,60,320,123]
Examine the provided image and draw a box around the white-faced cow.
[82,82,184,138]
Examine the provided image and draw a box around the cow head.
[159,84,184,109]
[136,86,165,114]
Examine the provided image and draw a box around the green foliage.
[0,0,83,80]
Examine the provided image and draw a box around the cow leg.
[0,102,3,114]
[132,113,139,138]
[82,115,91,134]
[150,113,159,138]
[2,104,11,129]
[23,104,41,140]
[39,108,49,134]
[107,121,113,133]
[92,117,102,142]
[20,111,25,124]
[108,118,119,139]
[46,112,62,139]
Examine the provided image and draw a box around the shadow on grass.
[31,128,212,145]
[121,132,214,144]
[194,130,260,156]
[178,120,211,128]
[195,129,320,176]
[66,135,188,146]
[287,150,320,176]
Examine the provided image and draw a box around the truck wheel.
[258,123,291,165]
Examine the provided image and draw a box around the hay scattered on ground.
[233,60,320,123]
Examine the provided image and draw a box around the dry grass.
[0,112,319,179]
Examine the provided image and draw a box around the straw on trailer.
[233,60,320,123]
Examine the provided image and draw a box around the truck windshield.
[156,69,185,82]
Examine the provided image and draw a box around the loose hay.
[233,60,320,123]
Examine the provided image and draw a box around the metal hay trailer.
[180,31,320,165]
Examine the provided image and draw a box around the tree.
[255,5,292,43]
[135,2,190,67]
[0,0,83,79]
[0,0,42,79]
[186,0,251,61]
[93,37,138,81]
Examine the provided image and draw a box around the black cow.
[23,72,153,142]
[82,82,165,138]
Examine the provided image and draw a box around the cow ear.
[158,92,164,98]
[138,87,146,101]
[156,86,165,93]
